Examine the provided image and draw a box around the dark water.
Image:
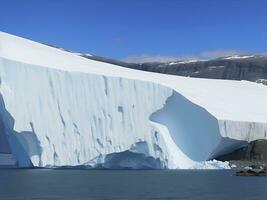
[0,169,267,200]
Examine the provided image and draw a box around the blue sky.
[1,0,267,62]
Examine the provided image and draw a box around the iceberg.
[0,32,267,169]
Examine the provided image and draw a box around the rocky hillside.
[84,55,267,85]
[217,140,267,162]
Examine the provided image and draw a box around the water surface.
[0,169,266,200]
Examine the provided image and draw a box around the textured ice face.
[0,58,172,167]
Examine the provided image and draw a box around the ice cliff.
[0,32,267,169]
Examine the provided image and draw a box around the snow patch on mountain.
[256,79,267,85]
[224,55,255,60]
[168,60,203,65]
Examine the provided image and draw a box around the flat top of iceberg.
[1,31,267,123]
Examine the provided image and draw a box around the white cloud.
[200,49,246,59]
[121,54,178,63]
[121,54,197,63]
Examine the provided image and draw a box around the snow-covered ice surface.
[0,32,267,169]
